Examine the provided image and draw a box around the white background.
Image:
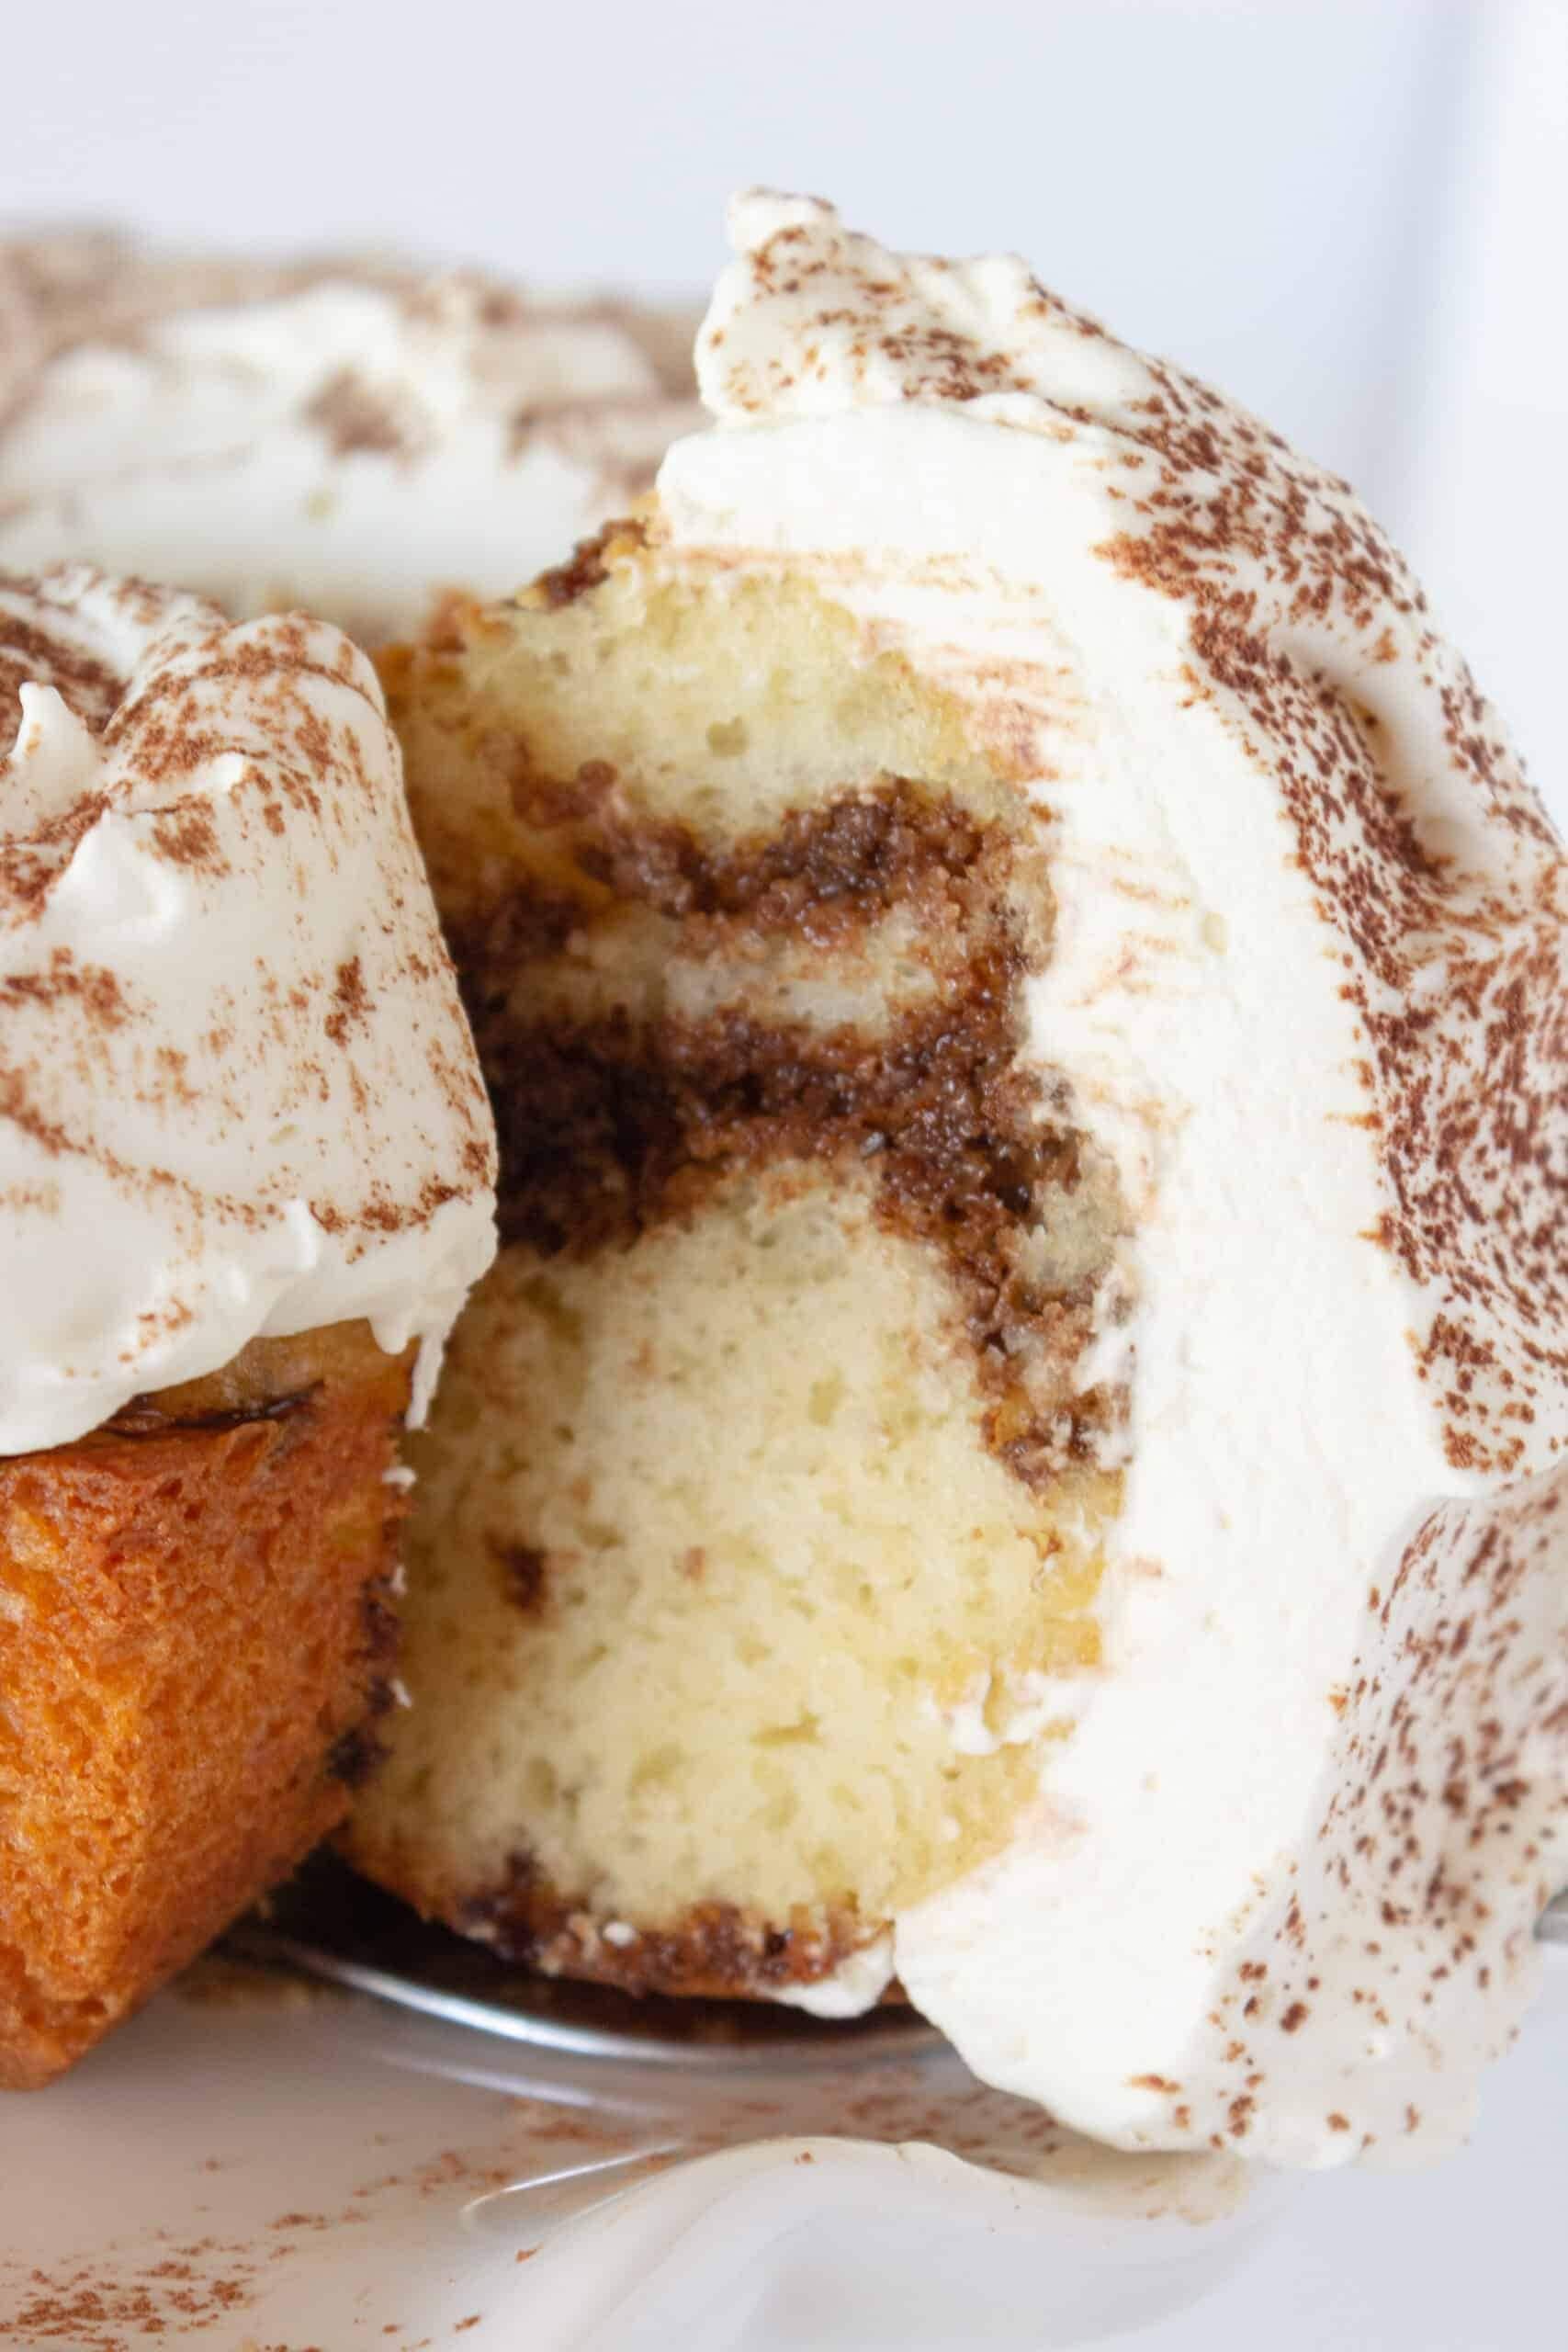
[5,5,1566,2344]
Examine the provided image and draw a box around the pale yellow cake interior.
[348,538,1124,1983]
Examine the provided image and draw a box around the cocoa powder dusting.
[0,605,120,746]
[324,955,372,1046]
[302,366,417,460]
[0,571,493,1268]
[1091,359,1566,1478]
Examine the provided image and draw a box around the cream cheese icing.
[654,194,1568,2165]
[0,563,497,1454]
[0,233,696,642]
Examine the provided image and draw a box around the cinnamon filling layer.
[500,767,996,936]
[453,779,1121,1494]
[477,1001,1109,1491]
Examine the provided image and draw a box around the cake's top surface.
[655,195,1568,2165]
[0,562,497,1453]
[0,232,698,640]
[696,187,1118,420]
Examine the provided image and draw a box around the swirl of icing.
[0,563,496,1453]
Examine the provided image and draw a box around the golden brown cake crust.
[0,1321,411,2089]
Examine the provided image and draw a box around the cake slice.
[346,197,1568,2167]
[0,566,495,2084]
[355,527,1122,2011]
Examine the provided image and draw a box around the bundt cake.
[0,565,495,2084]
[5,201,1565,2170]
[343,197,1568,2166]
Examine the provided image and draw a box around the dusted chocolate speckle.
[0,563,497,1453]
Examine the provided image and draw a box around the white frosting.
[770,1934,897,2019]
[0,564,496,1453]
[656,195,1568,2165]
[0,241,695,642]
